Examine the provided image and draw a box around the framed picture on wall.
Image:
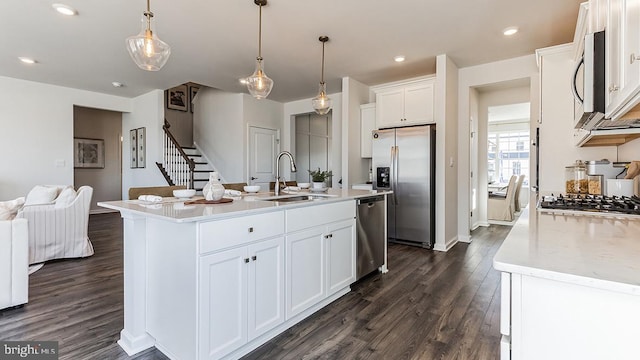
[130,129,138,168]
[167,84,188,112]
[190,85,200,113]
[74,138,105,168]
[137,127,146,168]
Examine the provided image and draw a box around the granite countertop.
[493,206,640,295]
[99,188,388,223]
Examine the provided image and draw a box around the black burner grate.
[539,194,640,215]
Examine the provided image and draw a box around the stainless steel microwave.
[571,31,605,130]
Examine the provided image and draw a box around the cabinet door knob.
[252,255,257,261]
[324,234,330,239]
[248,227,254,233]
[251,176,258,180]
[244,258,250,263]
[631,53,640,64]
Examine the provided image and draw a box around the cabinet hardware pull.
[609,85,619,93]
[248,227,254,233]
[244,258,250,263]
[631,53,640,64]
[252,255,257,261]
[251,176,258,180]
[324,235,330,239]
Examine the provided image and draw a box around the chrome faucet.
[275,151,297,196]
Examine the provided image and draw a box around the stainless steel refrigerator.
[371,125,435,248]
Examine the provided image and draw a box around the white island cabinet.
[494,207,640,360]
[99,189,381,360]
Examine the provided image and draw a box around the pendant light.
[312,36,332,115]
[126,0,171,71]
[246,0,273,99]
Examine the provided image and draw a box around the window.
[488,131,529,185]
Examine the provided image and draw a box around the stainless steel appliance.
[356,195,385,280]
[572,31,605,130]
[539,194,640,218]
[371,125,436,248]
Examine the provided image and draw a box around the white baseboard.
[90,208,118,215]
[433,235,458,252]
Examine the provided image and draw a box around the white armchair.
[17,186,94,265]
[0,218,28,310]
[488,175,518,222]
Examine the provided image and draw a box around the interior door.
[249,126,278,191]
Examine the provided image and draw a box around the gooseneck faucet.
[275,151,297,196]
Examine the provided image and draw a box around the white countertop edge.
[493,259,640,296]
[98,189,391,223]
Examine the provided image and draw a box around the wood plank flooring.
[0,213,510,360]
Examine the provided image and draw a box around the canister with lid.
[565,160,588,194]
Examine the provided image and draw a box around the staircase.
[156,120,215,193]
[181,147,215,192]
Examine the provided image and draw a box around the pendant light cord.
[144,0,153,31]
[257,4,263,60]
[321,40,325,84]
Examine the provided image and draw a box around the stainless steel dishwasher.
[356,195,385,280]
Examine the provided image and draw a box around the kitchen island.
[99,189,388,360]
[493,205,640,360]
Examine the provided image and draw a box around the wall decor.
[167,84,188,111]
[74,138,105,168]
[137,127,146,168]
[190,85,200,113]
[130,129,138,168]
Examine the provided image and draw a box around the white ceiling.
[488,102,531,123]
[1,0,583,102]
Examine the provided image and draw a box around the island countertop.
[493,207,640,295]
[99,188,389,223]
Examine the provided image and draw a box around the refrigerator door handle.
[391,146,399,205]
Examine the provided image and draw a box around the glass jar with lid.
[565,160,588,194]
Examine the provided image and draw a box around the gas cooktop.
[538,194,640,217]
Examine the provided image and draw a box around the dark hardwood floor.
[0,213,510,360]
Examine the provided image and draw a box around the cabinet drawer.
[199,211,284,254]
[285,201,355,233]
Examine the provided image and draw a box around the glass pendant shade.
[246,58,273,99]
[126,12,171,71]
[312,82,332,115]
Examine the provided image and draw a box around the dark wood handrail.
[162,120,195,189]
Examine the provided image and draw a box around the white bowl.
[243,185,261,193]
[173,189,196,199]
[298,182,310,189]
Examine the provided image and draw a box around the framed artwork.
[190,85,200,113]
[167,84,188,111]
[137,127,146,168]
[130,129,138,168]
[74,138,105,169]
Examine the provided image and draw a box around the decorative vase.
[312,181,325,189]
[203,172,225,201]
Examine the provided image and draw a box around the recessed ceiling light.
[18,57,36,64]
[112,82,124,88]
[394,55,406,63]
[52,3,77,16]
[503,26,519,36]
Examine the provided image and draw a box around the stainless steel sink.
[257,193,336,203]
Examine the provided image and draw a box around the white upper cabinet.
[360,104,375,158]
[605,0,640,119]
[374,78,435,128]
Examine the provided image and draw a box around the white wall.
[0,76,131,200]
[193,88,284,183]
[341,77,371,188]
[434,55,459,251]
[457,55,538,240]
[121,90,167,199]
[537,45,618,193]
[283,93,342,188]
[469,88,480,229]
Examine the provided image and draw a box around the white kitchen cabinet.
[605,0,640,120]
[374,78,435,128]
[285,201,356,319]
[360,103,375,158]
[285,227,325,319]
[199,236,284,360]
[325,219,356,295]
[499,271,640,360]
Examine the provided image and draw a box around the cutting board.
[184,198,233,205]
